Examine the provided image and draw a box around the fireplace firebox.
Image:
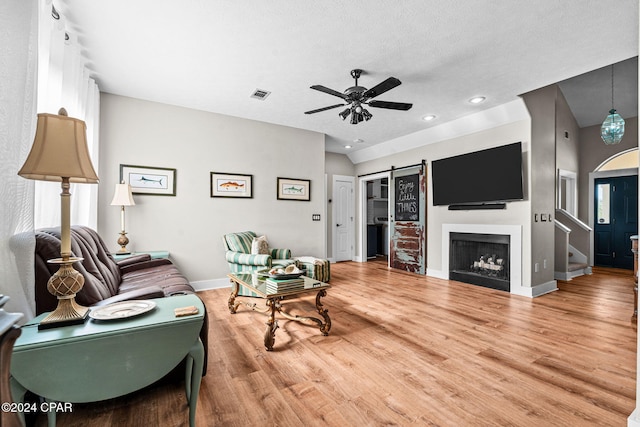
[449,232,510,292]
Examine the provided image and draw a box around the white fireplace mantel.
[442,224,522,294]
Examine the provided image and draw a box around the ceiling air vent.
[250,89,271,100]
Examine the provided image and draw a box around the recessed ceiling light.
[422,115,436,121]
[469,96,486,104]
[344,145,352,149]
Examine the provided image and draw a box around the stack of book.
[265,277,304,293]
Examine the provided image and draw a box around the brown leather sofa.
[32,225,207,374]
[34,226,195,313]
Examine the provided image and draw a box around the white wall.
[353,119,533,286]
[98,94,326,288]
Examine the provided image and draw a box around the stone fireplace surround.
[442,224,522,294]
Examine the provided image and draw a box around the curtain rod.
[357,160,426,178]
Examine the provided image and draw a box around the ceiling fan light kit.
[305,69,412,125]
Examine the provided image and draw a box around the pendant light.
[600,64,625,145]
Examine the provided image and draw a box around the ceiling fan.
[304,69,413,124]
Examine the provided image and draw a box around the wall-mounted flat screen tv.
[431,142,524,206]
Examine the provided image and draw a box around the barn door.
[389,162,426,274]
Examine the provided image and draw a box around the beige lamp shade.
[110,182,135,206]
[18,109,99,183]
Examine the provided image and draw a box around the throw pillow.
[251,235,269,255]
[225,231,256,253]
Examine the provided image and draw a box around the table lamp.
[110,181,135,254]
[18,108,99,328]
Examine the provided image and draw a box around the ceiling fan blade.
[368,100,413,111]
[362,77,402,99]
[304,103,346,114]
[310,85,349,100]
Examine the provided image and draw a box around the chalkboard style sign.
[395,174,420,221]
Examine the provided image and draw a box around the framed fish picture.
[120,164,177,196]
[210,172,253,198]
[277,177,310,201]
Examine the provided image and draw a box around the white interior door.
[333,176,354,262]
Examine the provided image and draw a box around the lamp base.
[38,299,89,330]
[39,258,89,330]
[116,232,130,254]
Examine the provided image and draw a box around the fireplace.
[442,224,522,294]
[449,232,510,292]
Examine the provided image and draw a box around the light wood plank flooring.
[34,261,637,426]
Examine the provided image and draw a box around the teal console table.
[10,294,204,427]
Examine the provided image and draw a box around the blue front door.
[594,175,638,269]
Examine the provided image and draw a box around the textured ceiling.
[59,0,638,158]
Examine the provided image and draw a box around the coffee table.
[227,273,331,351]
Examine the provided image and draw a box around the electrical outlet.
[534,262,539,273]
[543,259,547,269]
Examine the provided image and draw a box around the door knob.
[337,224,342,227]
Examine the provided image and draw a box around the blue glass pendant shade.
[601,109,625,145]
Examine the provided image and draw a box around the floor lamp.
[18,108,99,328]
[110,181,135,254]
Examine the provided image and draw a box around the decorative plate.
[89,300,157,320]
[256,269,305,280]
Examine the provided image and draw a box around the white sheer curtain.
[0,0,38,319]
[0,0,100,319]
[34,0,101,230]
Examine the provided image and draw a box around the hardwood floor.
[36,261,637,426]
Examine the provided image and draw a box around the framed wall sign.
[394,173,420,221]
[277,177,310,201]
[210,172,253,198]
[120,164,176,196]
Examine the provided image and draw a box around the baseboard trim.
[511,280,558,298]
[191,278,230,292]
[554,271,573,281]
[426,268,447,280]
[628,408,640,427]
[554,267,593,281]
[193,273,558,299]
